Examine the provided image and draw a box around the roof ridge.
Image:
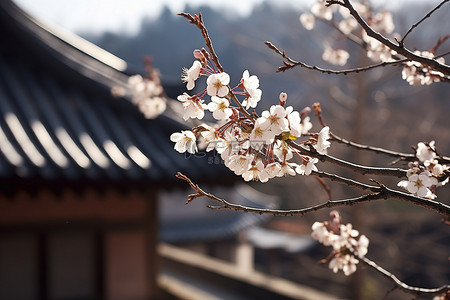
[9,0,127,72]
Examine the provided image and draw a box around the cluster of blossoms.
[300,1,396,66]
[311,211,369,276]
[112,69,167,119]
[299,0,446,85]
[170,48,331,182]
[398,141,449,199]
[402,51,446,85]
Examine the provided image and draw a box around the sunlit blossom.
[300,13,315,30]
[296,157,319,175]
[398,171,438,199]
[170,130,197,154]
[228,154,252,176]
[182,60,202,90]
[250,118,274,143]
[315,126,331,154]
[207,72,230,97]
[177,93,206,120]
[242,161,266,182]
[260,105,289,136]
[208,96,233,120]
[278,162,298,177]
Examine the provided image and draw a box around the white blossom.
[228,154,253,175]
[263,162,282,179]
[242,161,266,182]
[177,93,206,120]
[398,171,438,199]
[315,126,331,154]
[296,157,319,175]
[301,116,313,134]
[285,106,302,138]
[300,13,315,30]
[170,130,197,154]
[416,141,436,163]
[311,215,369,276]
[242,70,260,91]
[311,222,333,246]
[311,2,333,20]
[250,118,275,143]
[260,105,289,136]
[182,60,202,90]
[338,18,358,35]
[278,162,298,177]
[329,255,359,276]
[354,235,369,258]
[208,97,233,120]
[322,47,349,66]
[136,97,167,119]
[207,72,230,97]
[370,11,395,34]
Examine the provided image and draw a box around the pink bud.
[193,49,205,60]
[279,92,287,106]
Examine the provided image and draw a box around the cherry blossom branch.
[179,12,253,119]
[176,172,450,216]
[178,12,224,73]
[360,256,450,296]
[341,0,450,76]
[400,0,450,46]
[312,103,450,164]
[265,41,406,74]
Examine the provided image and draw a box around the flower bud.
[193,49,207,64]
[279,92,287,106]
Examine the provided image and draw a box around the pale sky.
[14,0,312,34]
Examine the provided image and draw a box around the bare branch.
[265,41,406,74]
[361,256,450,296]
[176,172,450,217]
[400,0,450,46]
[343,0,450,76]
[178,12,224,73]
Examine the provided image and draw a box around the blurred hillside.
[82,1,450,151]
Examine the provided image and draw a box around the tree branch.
[400,0,450,46]
[342,0,450,76]
[265,41,406,74]
[176,172,450,217]
[361,256,450,296]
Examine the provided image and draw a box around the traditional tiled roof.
[0,0,232,192]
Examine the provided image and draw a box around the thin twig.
[286,140,408,178]
[400,0,450,46]
[265,41,406,74]
[313,103,450,164]
[330,132,415,160]
[361,256,450,296]
[176,172,450,216]
[178,13,224,73]
[312,170,378,191]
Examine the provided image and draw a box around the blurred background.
[4,0,450,299]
